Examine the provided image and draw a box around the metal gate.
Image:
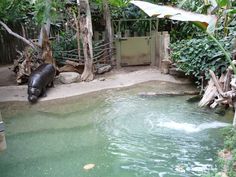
[113,19,158,67]
[119,36,151,66]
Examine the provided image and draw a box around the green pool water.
[0,82,232,177]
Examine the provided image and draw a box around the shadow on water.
[0,81,233,177]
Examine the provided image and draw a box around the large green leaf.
[226,8,236,14]
[130,0,217,33]
[216,0,228,7]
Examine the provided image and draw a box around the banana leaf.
[130,0,217,34]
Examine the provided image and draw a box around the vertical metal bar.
[118,20,121,35]
[149,19,152,36]
[156,19,159,32]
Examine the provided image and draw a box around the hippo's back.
[28,64,55,88]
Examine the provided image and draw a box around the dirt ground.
[0,65,17,86]
[0,65,161,87]
[0,65,195,102]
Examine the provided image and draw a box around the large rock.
[96,64,112,74]
[59,72,81,84]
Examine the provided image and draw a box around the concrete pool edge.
[0,68,197,103]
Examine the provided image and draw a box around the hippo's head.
[28,87,41,103]
[28,95,38,103]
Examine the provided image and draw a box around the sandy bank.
[0,67,194,102]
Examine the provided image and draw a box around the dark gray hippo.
[28,63,56,103]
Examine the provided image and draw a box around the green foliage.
[0,0,33,23]
[33,0,66,25]
[0,0,66,25]
[216,0,230,7]
[204,127,236,177]
[52,30,77,62]
[170,0,207,42]
[171,35,234,85]
[171,13,236,83]
[219,127,236,177]
[222,127,236,150]
[170,22,203,42]
[227,149,236,176]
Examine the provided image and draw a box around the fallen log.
[199,68,236,127]
[199,79,218,107]
[65,60,83,67]
[209,70,224,97]
[223,69,232,92]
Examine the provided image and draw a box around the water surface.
[0,82,232,177]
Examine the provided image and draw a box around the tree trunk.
[73,1,81,60]
[103,0,113,63]
[41,27,55,66]
[38,0,51,47]
[38,19,51,48]
[80,0,94,81]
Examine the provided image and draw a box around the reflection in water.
[0,84,231,177]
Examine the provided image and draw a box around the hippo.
[28,63,56,103]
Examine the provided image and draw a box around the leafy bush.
[171,35,234,85]
[52,30,78,63]
[220,127,236,177]
[222,127,236,150]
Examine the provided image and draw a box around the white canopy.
[130,1,217,27]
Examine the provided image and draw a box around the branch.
[0,21,36,49]
[209,70,224,96]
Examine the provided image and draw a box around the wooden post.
[125,30,130,37]
[0,112,6,151]
[116,32,121,38]
[102,31,106,39]
[115,39,121,69]
[162,31,170,60]
[150,31,156,66]
[155,32,162,68]
[160,31,171,73]
[155,19,159,32]
[94,31,100,41]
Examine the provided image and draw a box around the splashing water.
[157,121,230,133]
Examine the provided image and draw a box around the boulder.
[59,72,81,84]
[96,64,112,74]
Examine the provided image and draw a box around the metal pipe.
[0,112,6,151]
[0,121,4,132]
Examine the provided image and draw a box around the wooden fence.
[0,23,39,65]
[0,26,115,66]
[54,40,115,66]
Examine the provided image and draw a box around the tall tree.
[75,0,81,60]
[80,0,94,81]
[103,0,113,63]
